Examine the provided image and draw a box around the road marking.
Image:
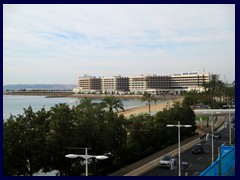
[197,157,202,160]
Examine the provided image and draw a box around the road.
[142,122,235,176]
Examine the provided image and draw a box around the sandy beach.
[119,97,184,118]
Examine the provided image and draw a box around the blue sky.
[3,4,235,85]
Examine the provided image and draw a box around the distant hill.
[3,84,77,91]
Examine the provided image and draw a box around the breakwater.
[3,91,72,97]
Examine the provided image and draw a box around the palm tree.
[140,92,157,113]
[102,96,124,112]
[202,81,210,93]
[215,80,226,102]
[76,97,97,112]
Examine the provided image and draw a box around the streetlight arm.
[96,155,109,160]
[65,154,109,160]
[65,154,82,159]
[166,124,192,128]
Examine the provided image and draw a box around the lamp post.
[228,104,231,145]
[166,121,192,176]
[212,111,221,164]
[65,148,108,176]
[210,112,214,164]
[223,103,235,145]
[203,111,221,164]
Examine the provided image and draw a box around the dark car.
[213,132,222,139]
[192,144,204,154]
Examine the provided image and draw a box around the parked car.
[159,155,174,168]
[213,132,222,139]
[192,143,204,154]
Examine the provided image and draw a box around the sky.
[3,4,235,85]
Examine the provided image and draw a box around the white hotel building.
[75,71,219,95]
[129,75,171,95]
[101,76,129,93]
[170,71,219,94]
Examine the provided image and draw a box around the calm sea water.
[3,95,146,120]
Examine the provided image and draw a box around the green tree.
[155,101,196,143]
[4,96,200,176]
[76,97,97,112]
[46,103,77,176]
[182,89,200,107]
[102,96,124,112]
[4,115,26,176]
[3,106,51,176]
[140,92,157,113]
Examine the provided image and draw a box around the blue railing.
[199,146,235,176]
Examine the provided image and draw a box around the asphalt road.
[142,123,235,176]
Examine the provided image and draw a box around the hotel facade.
[74,72,219,95]
[101,76,129,93]
[76,75,101,93]
[129,75,171,95]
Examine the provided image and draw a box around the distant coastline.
[3,91,72,98]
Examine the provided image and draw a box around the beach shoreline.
[119,97,184,118]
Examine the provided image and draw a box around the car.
[213,132,222,139]
[159,155,174,168]
[192,143,204,154]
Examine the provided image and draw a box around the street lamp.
[223,103,235,145]
[203,111,221,164]
[166,121,192,176]
[211,111,221,164]
[65,148,108,176]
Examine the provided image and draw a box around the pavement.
[108,117,225,176]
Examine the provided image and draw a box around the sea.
[3,95,146,121]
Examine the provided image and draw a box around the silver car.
[159,155,174,168]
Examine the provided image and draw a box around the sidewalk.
[108,117,225,176]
